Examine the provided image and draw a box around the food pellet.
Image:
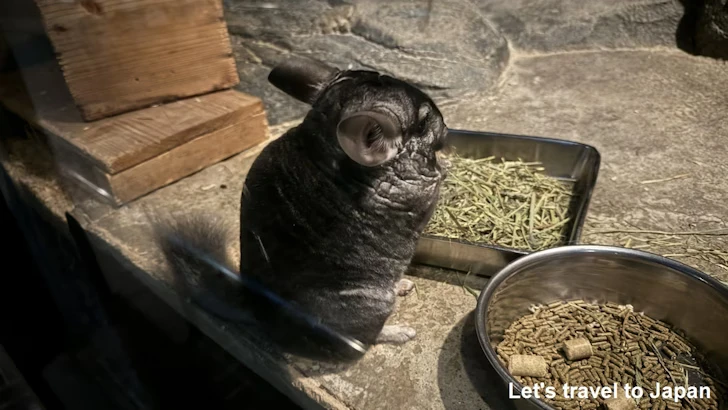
[494,300,726,410]
[508,354,548,377]
[604,396,637,410]
[563,337,594,360]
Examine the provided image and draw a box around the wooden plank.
[108,118,266,204]
[6,104,267,206]
[0,63,260,174]
[34,0,240,121]
[0,62,268,205]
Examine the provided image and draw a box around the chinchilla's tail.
[152,211,369,361]
[154,213,255,324]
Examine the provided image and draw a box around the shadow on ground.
[437,311,518,410]
[677,0,728,60]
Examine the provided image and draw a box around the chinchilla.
[156,55,448,360]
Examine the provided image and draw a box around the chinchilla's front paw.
[395,278,415,296]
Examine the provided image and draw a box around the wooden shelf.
[0,63,268,205]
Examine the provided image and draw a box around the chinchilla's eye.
[417,104,431,134]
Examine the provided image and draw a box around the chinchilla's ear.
[268,55,340,104]
[337,111,402,167]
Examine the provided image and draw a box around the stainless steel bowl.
[474,245,728,410]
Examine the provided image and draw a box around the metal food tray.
[413,129,601,277]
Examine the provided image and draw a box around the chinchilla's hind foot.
[395,278,415,296]
[375,325,416,345]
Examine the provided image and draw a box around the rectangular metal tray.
[413,129,601,277]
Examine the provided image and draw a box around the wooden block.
[33,0,240,121]
[0,63,267,206]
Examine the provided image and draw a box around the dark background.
[0,172,301,410]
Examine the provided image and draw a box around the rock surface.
[480,0,686,52]
[224,0,509,124]
[224,0,728,125]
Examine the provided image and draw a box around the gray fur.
[158,55,448,350]
[155,214,253,324]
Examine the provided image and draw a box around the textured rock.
[229,35,311,126]
[694,0,728,59]
[479,0,686,52]
[223,0,728,126]
[343,1,508,91]
[224,0,509,124]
